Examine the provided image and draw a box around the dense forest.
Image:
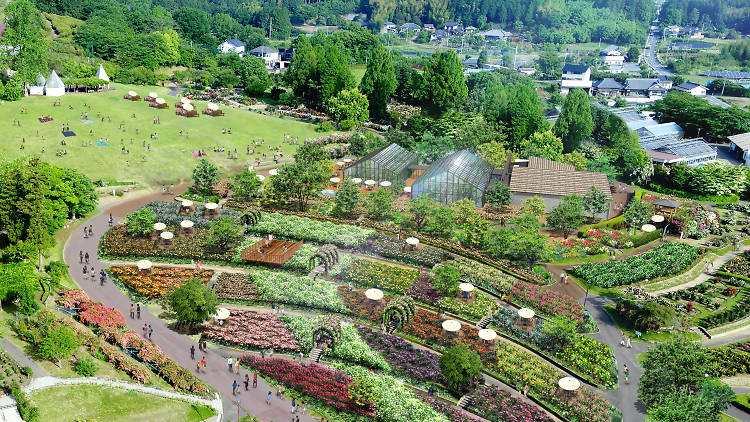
[660,0,750,34]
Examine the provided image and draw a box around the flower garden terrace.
[96,202,621,422]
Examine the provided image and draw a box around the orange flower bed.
[109,266,214,299]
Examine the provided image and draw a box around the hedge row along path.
[63,187,319,421]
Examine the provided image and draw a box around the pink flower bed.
[59,289,126,329]
[510,283,585,323]
[240,356,375,417]
[201,311,299,352]
[470,386,552,422]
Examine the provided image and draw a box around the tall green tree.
[287,36,319,104]
[554,88,594,153]
[2,0,48,84]
[125,208,156,237]
[332,179,361,217]
[0,263,39,314]
[327,89,369,129]
[546,194,585,239]
[359,45,396,119]
[364,189,394,220]
[406,194,436,232]
[270,162,328,211]
[317,43,355,109]
[519,130,563,160]
[419,50,468,115]
[241,55,271,96]
[507,85,548,150]
[439,344,483,394]
[432,263,461,295]
[485,181,512,209]
[583,186,610,218]
[231,170,262,202]
[167,279,219,330]
[484,213,547,268]
[37,325,78,367]
[192,159,219,191]
[205,217,243,250]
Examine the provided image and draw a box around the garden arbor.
[312,316,343,349]
[240,209,262,228]
[382,296,416,334]
[308,244,339,273]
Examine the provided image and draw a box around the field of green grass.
[30,385,216,422]
[43,12,84,39]
[1,83,334,187]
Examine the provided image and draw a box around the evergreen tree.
[332,180,361,217]
[360,45,396,119]
[419,50,468,115]
[241,55,271,96]
[287,36,319,105]
[554,88,594,153]
[317,43,355,109]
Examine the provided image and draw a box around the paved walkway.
[1,339,48,379]
[64,205,317,421]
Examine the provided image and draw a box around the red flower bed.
[213,273,260,302]
[201,311,299,352]
[109,265,213,299]
[240,356,375,417]
[401,308,445,346]
[338,286,388,323]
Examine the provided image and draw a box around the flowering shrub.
[407,275,441,306]
[304,134,351,145]
[511,283,586,324]
[401,308,446,346]
[213,273,260,302]
[492,342,611,422]
[109,266,213,299]
[278,106,330,122]
[340,259,420,294]
[58,289,127,329]
[736,341,750,353]
[439,292,496,321]
[470,386,552,422]
[418,394,484,422]
[560,229,633,256]
[284,316,390,370]
[723,252,750,277]
[570,243,700,288]
[100,225,233,261]
[57,289,92,309]
[363,233,448,267]
[201,311,299,352]
[240,356,375,416]
[252,270,347,312]
[554,336,616,386]
[335,364,448,422]
[357,325,444,384]
[708,347,750,377]
[250,213,373,247]
[452,258,522,294]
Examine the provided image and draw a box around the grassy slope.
[1,83,335,187]
[43,12,84,39]
[30,384,215,422]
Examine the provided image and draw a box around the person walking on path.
[253,373,257,388]
[79,250,83,263]
[148,325,153,340]
[291,398,296,414]
[142,324,147,337]
[130,304,135,319]
[266,391,272,405]
[195,361,201,373]
[244,374,249,391]
[201,357,206,368]
[626,336,632,348]
[227,357,233,371]
[136,303,141,319]
[84,252,89,264]
[190,345,195,360]
[623,364,630,384]
[232,380,238,395]
[234,359,240,374]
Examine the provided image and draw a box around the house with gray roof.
[249,46,281,69]
[479,29,513,42]
[729,132,750,166]
[593,78,624,97]
[400,23,420,33]
[675,81,707,96]
[623,78,669,101]
[218,39,246,55]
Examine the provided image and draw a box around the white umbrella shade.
[343,158,352,163]
[459,282,475,293]
[558,377,581,391]
[651,215,665,223]
[181,97,191,104]
[128,91,137,97]
[268,169,278,176]
[153,222,166,231]
[330,177,341,183]
[403,186,412,193]
[180,220,194,228]
[182,103,194,111]
[136,259,152,270]
[405,237,419,246]
[181,200,194,207]
[364,180,376,186]
[641,224,656,233]
[205,202,219,210]
[160,231,174,240]
[214,308,230,320]
[155,97,166,104]
[148,92,158,98]
[518,308,535,319]
[336,161,346,167]
[364,288,384,300]
[478,329,497,341]
[442,319,462,332]
[207,102,219,111]
[380,181,392,187]
[351,178,362,184]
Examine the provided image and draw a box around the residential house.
[465,26,477,33]
[383,22,397,32]
[560,64,592,95]
[601,45,625,66]
[248,46,280,69]
[479,29,513,42]
[656,75,673,90]
[640,135,716,166]
[400,23,420,33]
[507,156,614,219]
[682,26,704,39]
[665,25,681,37]
[593,78,625,97]
[430,30,449,42]
[517,67,536,76]
[463,57,479,68]
[622,78,668,100]
[443,21,460,32]
[675,81,707,96]
[423,24,435,31]
[729,132,750,166]
[218,39,246,55]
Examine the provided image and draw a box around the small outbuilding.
[44,70,65,97]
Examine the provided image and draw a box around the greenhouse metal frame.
[411,150,494,206]
[343,143,417,183]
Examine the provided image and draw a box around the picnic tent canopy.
[96,64,110,82]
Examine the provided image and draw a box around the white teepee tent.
[95,64,110,82]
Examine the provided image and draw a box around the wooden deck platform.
[241,239,303,265]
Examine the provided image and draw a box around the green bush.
[629,229,661,248]
[74,358,98,377]
[21,367,33,377]
[12,382,39,422]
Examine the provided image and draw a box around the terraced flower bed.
[251,271,346,313]
[470,386,553,422]
[201,311,300,352]
[212,273,260,302]
[109,266,213,299]
[364,233,448,267]
[722,251,750,278]
[340,258,420,294]
[100,226,234,262]
[250,212,373,247]
[569,243,700,288]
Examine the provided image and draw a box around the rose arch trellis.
[308,244,339,273]
[312,315,343,349]
[382,296,416,333]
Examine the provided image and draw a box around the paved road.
[63,200,317,422]
[644,28,672,76]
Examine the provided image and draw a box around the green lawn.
[2,83,335,187]
[30,384,215,422]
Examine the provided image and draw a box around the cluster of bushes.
[614,298,675,332]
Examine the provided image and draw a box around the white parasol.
[149,92,158,98]
[478,329,497,341]
[181,97,191,104]
[180,220,194,228]
[136,259,152,270]
[160,231,174,240]
[365,288,384,300]
[153,222,166,231]
[442,319,462,332]
[207,102,219,111]
[459,282,475,293]
[405,237,419,246]
[214,308,230,320]
[128,91,137,97]
[380,181,392,188]
[403,186,412,193]
[351,178,362,184]
[558,377,581,391]
[330,177,341,184]
[182,103,194,111]
[155,97,165,105]
[205,202,219,210]
[518,308,535,319]
[641,224,656,233]
[257,175,265,181]
[651,215,665,223]
[181,200,194,207]
[268,169,278,176]
[364,180,376,186]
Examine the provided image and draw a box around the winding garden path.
[63,193,319,421]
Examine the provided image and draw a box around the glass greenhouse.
[343,143,418,183]
[411,150,494,206]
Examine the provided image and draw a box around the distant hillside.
[43,12,84,39]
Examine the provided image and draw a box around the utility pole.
[268,17,273,39]
[513,43,518,69]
